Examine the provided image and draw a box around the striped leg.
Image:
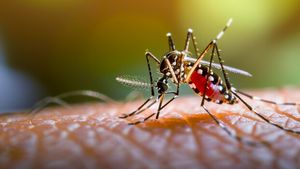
[128,94,164,125]
[185,18,233,83]
[234,89,300,106]
[232,90,300,135]
[128,81,180,124]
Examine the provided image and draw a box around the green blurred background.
[0,0,300,112]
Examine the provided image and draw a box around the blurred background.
[0,0,300,112]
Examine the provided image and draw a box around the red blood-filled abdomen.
[189,71,215,97]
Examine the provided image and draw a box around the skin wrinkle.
[1,89,300,168]
[94,125,152,168]
[178,112,211,169]
[250,119,259,138]
[151,118,174,169]
[100,125,160,168]
[14,110,125,166]
[225,111,294,139]
[204,121,243,164]
[57,125,104,168]
[100,121,157,166]
[158,127,173,168]
[146,111,203,168]
[264,113,300,141]
[32,127,45,168]
[35,121,83,167]
[122,127,163,166]
[220,115,267,145]
[139,91,298,168]
[185,113,254,160]
[272,135,298,168]
[273,106,300,128]
[273,135,292,168]
[220,115,279,167]
[161,121,186,169]
[295,149,300,166]
[94,131,127,169]
[191,123,246,168]
[196,124,232,145]
[199,115,268,166]
[215,144,240,166]
[96,126,132,168]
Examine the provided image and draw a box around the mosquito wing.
[116,75,152,90]
[184,57,252,77]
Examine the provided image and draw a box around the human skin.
[1,87,300,169]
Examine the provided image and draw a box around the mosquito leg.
[159,44,182,112]
[129,86,180,123]
[145,51,160,96]
[166,33,176,51]
[155,54,182,118]
[214,44,232,89]
[185,18,233,82]
[119,97,154,118]
[160,83,180,110]
[234,89,300,106]
[128,95,163,125]
[185,40,213,82]
[232,91,300,135]
[201,40,215,105]
[120,52,160,118]
[155,94,165,119]
[164,58,179,84]
[128,113,156,125]
[190,30,201,58]
[184,29,193,51]
[184,28,201,58]
[121,50,179,120]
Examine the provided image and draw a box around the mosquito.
[118,18,300,145]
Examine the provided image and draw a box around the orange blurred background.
[0,0,300,112]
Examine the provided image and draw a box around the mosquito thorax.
[160,50,189,82]
[160,51,180,74]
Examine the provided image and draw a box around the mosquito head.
[156,76,168,94]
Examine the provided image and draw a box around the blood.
[190,70,215,97]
